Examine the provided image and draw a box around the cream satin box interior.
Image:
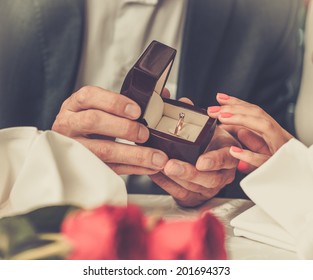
[120,40,216,164]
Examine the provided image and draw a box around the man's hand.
[150,121,239,208]
[52,86,168,175]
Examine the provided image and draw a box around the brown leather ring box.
[120,40,216,165]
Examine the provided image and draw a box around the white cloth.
[0,127,127,218]
[231,205,295,252]
[75,0,186,98]
[230,139,313,259]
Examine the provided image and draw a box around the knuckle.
[97,144,113,161]
[212,153,225,169]
[106,92,120,108]
[79,110,99,130]
[184,166,198,181]
[74,86,93,107]
[225,170,236,185]
[119,121,139,138]
[209,175,223,189]
[60,98,70,110]
[52,115,68,134]
[261,119,274,131]
[200,187,218,198]
[250,104,262,113]
[133,150,146,165]
[175,188,191,201]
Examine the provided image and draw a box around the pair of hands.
[207,93,294,173]
[52,86,239,207]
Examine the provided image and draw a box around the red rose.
[61,204,147,260]
[147,211,227,260]
[61,204,226,260]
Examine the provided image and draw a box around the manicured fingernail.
[152,153,168,168]
[217,93,230,100]
[231,146,243,153]
[220,112,233,118]
[208,106,221,113]
[237,161,250,173]
[138,126,149,141]
[124,104,141,118]
[167,163,185,176]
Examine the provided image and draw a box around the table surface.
[128,194,297,260]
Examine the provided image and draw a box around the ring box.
[120,40,216,164]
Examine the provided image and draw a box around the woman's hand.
[207,93,294,173]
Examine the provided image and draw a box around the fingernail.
[220,112,233,118]
[138,126,149,141]
[207,106,221,113]
[217,93,230,100]
[152,153,168,168]
[237,161,250,173]
[197,158,213,170]
[167,163,185,176]
[231,146,243,153]
[124,103,141,118]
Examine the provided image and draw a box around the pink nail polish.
[208,106,221,113]
[237,161,250,173]
[220,112,233,118]
[217,93,230,100]
[231,146,243,153]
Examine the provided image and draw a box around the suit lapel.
[177,0,235,106]
[38,0,85,128]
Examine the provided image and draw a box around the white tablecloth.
[127,194,297,260]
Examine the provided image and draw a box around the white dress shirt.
[75,0,186,98]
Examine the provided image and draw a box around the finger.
[218,113,293,153]
[205,125,242,152]
[163,159,235,189]
[56,109,150,142]
[178,97,194,105]
[229,146,270,168]
[166,175,221,198]
[161,87,171,98]
[218,124,243,137]
[149,173,209,207]
[213,125,271,156]
[237,128,271,155]
[216,93,252,106]
[196,147,239,171]
[65,86,142,120]
[77,138,168,170]
[107,163,158,175]
[237,160,257,174]
[208,104,264,119]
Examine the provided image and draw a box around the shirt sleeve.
[240,138,313,259]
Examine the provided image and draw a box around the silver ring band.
[174,112,185,135]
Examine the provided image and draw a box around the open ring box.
[120,40,216,164]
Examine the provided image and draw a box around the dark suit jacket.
[0,0,305,197]
[0,0,304,130]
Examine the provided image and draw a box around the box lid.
[120,40,176,122]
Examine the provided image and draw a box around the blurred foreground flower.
[61,204,226,260]
[61,205,148,260]
[148,212,226,260]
